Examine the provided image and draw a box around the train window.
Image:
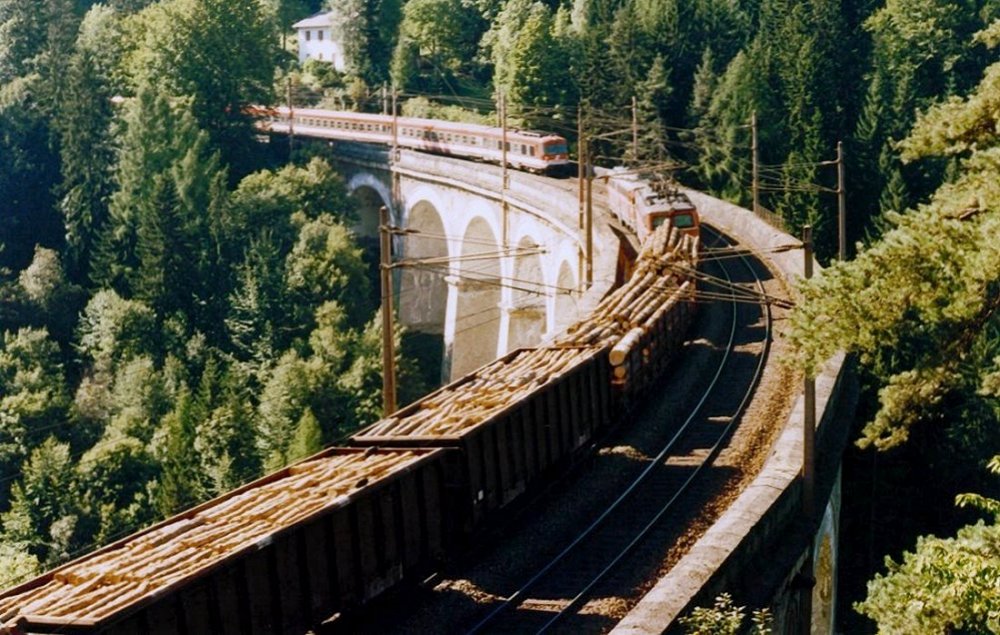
[528,146,535,156]
[672,213,695,228]
[544,142,568,155]
[520,144,527,154]
[651,215,669,228]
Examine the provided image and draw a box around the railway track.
[463,226,772,634]
[339,225,782,635]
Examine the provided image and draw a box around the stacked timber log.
[363,346,599,438]
[0,449,430,629]
[360,224,696,442]
[558,223,698,395]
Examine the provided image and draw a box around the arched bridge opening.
[451,216,502,379]
[398,201,449,385]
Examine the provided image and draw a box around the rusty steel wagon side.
[0,448,449,635]
[351,346,613,534]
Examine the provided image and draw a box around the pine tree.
[607,0,653,106]
[226,232,285,380]
[1,437,79,567]
[57,6,119,285]
[287,408,322,463]
[194,365,261,494]
[155,388,202,516]
[0,0,45,83]
[628,54,672,165]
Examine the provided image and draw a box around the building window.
[305,30,311,41]
[318,53,323,60]
[318,30,324,41]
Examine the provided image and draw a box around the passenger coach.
[261,106,571,174]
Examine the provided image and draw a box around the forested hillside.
[1,0,999,630]
[0,0,426,586]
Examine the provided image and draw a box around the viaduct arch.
[333,143,601,382]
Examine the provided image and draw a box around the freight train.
[0,156,700,635]
[605,167,700,243]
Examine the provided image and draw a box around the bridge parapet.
[612,191,856,635]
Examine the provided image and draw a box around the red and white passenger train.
[258,106,571,174]
[256,106,699,240]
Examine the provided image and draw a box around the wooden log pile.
[360,224,698,442]
[558,224,698,367]
[0,449,428,628]
[362,346,601,438]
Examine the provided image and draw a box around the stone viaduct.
[321,141,619,380]
[292,136,854,633]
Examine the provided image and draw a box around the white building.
[293,12,346,70]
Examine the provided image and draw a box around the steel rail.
[535,226,775,632]
[465,226,769,634]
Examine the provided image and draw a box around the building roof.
[293,11,334,29]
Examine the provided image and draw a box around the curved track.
[332,225,781,635]
[464,227,772,634]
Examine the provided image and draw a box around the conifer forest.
[1,0,1000,631]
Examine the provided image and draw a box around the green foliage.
[329,0,403,87]
[856,521,1000,633]
[75,433,158,544]
[487,0,574,113]
[0,329,71,494]
[790,31,1000,450]
[257,350,314,471]
[400,96,493,125]
[225,232,285,378]
[155,389,202,515]
[192,368,261,495]
[788,28,1000,630]
[338,308,427,424]
[285,213,369,327]
[392,0,485,90]
[123,0,278,175]
[691,50,754,201]
[288,408,323,463]
[77,290,159,373]
[850,0,1000,236]
[226,157,350,257]
[0,0,45,83]
[18,247,86,345]
[627,55,672,165]
[679,593,773,635]
[0,542,39,589]
[55,6,121,285]
[1,438,78,567]
[0,77,63,273]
